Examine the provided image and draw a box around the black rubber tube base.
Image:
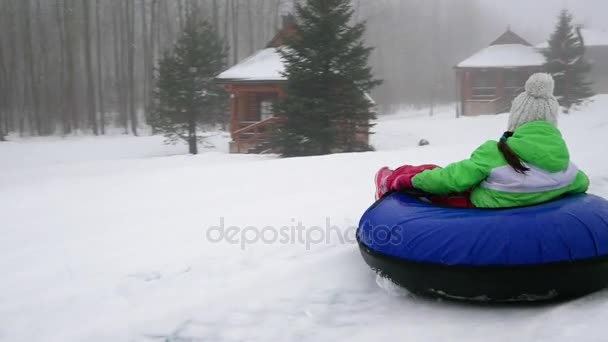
[359,242,608,303]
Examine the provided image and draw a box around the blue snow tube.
[357,193,608,302]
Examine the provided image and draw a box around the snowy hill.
[1,97,608,341]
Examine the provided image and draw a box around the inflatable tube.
[357,193,608,302]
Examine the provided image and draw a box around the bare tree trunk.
[212,0,219,32]
[19,1,30,136]
[0,109,5,140]
[177,0,184,31]
[141,0,150,121]
[429,0,440,117]
[156,0,164,48]
[7,0,17,134]
[118,1,129,134]
[273,0,281,30]
[246,0,255,54]
[257,0,267,45]
[0,44,6,140]
[188,107,197,155]
[35,0,50,134]
[161,0,174,48]
[22,0,41,135]
[148,0,159,134]
[55,0,70,134]
[231,0,240,65]
[1,0,16,138]
[223,0,230,49]
[64,0,78,132]
[187,0,198,18]
[83,0,98,135]
[188,123,198,155]
[150,0,158,64]
[112,2,122,131]
[127,0,138,136]
[95,0,105,134]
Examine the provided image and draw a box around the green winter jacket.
[412,121,590,208]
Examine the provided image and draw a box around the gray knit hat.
[508,73,560,131]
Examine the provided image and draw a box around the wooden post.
[229,89,238,140]
[496,69,505,100]
[462,71,472,116]
[455,70,462,118]
[496,69,506,114]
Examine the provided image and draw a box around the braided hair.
[498,132,530,174]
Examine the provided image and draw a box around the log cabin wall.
[226,84,285,138]
[458,67,541,116]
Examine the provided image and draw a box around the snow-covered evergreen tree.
[273,0,381,157]
[542,10,595,113]
[151,14,227,154]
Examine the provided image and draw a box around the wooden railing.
[232,117,283,153]
[470,86,523,110]
[237,121,262,129]
[471,86,497,100]
[496,86,524,113]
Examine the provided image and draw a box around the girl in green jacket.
[374,73,590,208]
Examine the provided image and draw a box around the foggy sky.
[482,0,608,44]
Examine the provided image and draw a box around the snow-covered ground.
[2,97,608,342]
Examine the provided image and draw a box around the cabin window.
[504,70,528,99]
[260,100,274,121]
[471,71,496,100]
[257,93,277,121]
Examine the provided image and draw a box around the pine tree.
[542,9,595,113]
[273,0,381,157]
[0,112,5,141]
[151,14,227,155]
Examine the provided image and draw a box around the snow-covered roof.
[217,46,376,104]
[536,29,608,49]
[216,48,286,82]
[457,44,545,68]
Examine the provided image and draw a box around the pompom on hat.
[508,73,560,131]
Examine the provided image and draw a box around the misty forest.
[0,0,577,139]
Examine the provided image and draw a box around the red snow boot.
[375,167,394,200]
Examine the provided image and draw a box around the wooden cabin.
[216,16,372,154]
[455,30,544,116]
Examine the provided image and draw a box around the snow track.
[1,97,608,341]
